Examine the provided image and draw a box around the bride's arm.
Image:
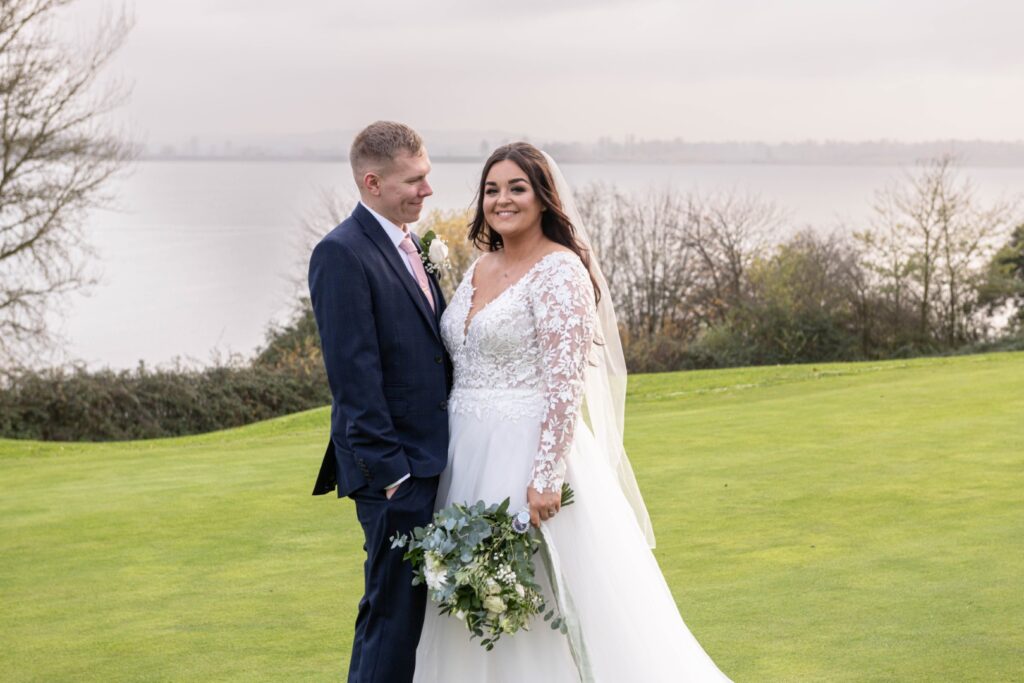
[530,257,597,499]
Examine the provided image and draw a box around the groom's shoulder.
[309,221,368,275]
[316,213,365,251]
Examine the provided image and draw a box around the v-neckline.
[461,251,563,340]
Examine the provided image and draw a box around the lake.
[63,160,1024,369]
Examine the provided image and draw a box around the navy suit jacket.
[308,203,452,498]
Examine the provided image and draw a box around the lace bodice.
[440,251,596,494]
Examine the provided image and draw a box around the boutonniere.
[419,231,451,275]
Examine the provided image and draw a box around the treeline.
[581,157,1023,371]
[544,138,1024,166]
[1,157,1021,441]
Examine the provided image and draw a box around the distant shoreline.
[140,138,1024,167]
[137,154,1024,168]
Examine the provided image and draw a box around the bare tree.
[857,156,1018,347]
[854,188,918,345]
[290,187,353,293]
[577,184,695,340]
[578,184,784,352]
[934,177,1016,343]
[0,0,133,369]
[682,190,783,328]
[256,188,353,373]
[869,158,948,339]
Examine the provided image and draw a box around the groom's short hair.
[350,121,424,180]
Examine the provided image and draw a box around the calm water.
[64,160,1024,369]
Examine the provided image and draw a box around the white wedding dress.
[413,251,731,682]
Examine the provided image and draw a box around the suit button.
[439,400,448,411]
[434,355,443,364]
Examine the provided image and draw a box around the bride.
[413,143,731,682]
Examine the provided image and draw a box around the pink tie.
[398,234,435,312]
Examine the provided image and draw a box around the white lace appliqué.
[441,252,596,494]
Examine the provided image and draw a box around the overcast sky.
[71,0,1024,146]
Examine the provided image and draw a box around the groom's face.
[372,149,433,226]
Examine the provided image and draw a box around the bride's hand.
[527,486,562,528]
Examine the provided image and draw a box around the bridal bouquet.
[391,484,574,650]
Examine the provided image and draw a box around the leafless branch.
[0,0,134,368]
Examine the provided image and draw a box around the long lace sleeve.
[529,256,596,494]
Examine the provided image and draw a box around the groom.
[308,121,451,683]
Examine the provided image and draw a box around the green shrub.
[0,361,329,441]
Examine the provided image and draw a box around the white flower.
[483,595,506,614]
[424,552,448,591]
[454,610,466,621]
[515,583,525,598]
[428,238,449,265]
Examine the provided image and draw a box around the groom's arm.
[308,239,411,490]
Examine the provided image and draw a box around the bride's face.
[483,160,544,240]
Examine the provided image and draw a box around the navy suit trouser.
[347,475,439,683]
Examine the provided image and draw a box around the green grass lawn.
[2,353,1022,682]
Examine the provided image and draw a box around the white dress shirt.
[360,201,413,492]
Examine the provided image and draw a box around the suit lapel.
[353,204,441,340]
[430,274,444,322]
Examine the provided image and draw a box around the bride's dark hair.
[468,142,601,303]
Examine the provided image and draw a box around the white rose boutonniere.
[419,230,450,275]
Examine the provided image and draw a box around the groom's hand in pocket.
[385,474,411,500]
